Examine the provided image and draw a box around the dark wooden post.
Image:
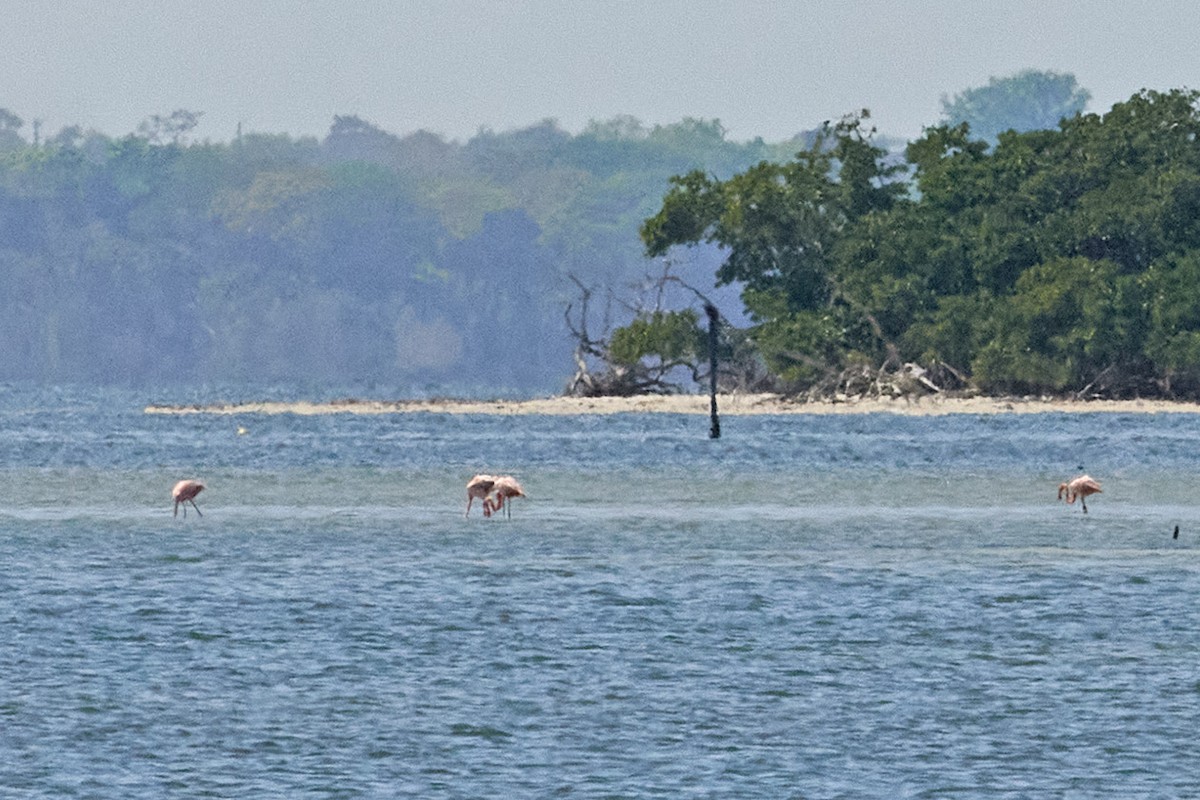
[705,302,720,439]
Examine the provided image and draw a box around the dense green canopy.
[639,89,1200,399]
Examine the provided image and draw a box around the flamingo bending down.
[466,474,497,517]
[1058,474,1102,513]
[172,479,205,518]
[485,475,526,519]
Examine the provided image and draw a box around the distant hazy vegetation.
[7,71,1197,399]
[0,111,798,393]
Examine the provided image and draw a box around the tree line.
[622,88,1200,401]
[0,109,799,393]
[9,70,1191,400]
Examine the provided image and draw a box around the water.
[2,385,1199,798]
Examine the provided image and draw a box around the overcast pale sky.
[3,0,1196,144]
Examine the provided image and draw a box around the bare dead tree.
[563,275,609,396]
[563,264,781,397]
[564,270,698,396]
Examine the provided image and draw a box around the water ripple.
[2,387,1200,796]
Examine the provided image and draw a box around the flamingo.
[485,475,526,519]
[466,474,496,517]
[1058,474,1102,513]
[172,479,205,518]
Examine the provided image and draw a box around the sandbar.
[143,393,1200,416]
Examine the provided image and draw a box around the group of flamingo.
[465,474,527,518]
[172,472,1097,520]
[171,473,528,520]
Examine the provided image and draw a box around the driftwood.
[788,359,973,403]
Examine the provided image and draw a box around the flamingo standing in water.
[466,474,497,517]
[485,475,526,519]
[1058,474,1102,513]
[172,479,205,518]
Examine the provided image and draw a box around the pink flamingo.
[485,475,526,519]
[172,479,205,517]
[466,474,496,517]
[1058,474,1102,513]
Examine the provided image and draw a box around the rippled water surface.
[2,385,1200,798]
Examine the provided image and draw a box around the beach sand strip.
[143,394,1200,416]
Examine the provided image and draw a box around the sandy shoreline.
[143,393,1200,416]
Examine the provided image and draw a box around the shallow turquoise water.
[1,386,1199,797]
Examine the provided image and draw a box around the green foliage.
[941,69,1091,142]
[639,170,722,257]
[971,258,1129,393]
[895,90,1200,396]
[640,112,908,383]
[748,307,846,386]
[641,86,1200,399]
[1143,251,1200,392]
[13,84,1200,399]
[212,166,331,244]
[608,309,703,367]
[903,89,1200,397]
[903,293,995,371]
[644,113,904,307]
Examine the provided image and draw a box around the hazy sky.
[3,0,1197,144]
